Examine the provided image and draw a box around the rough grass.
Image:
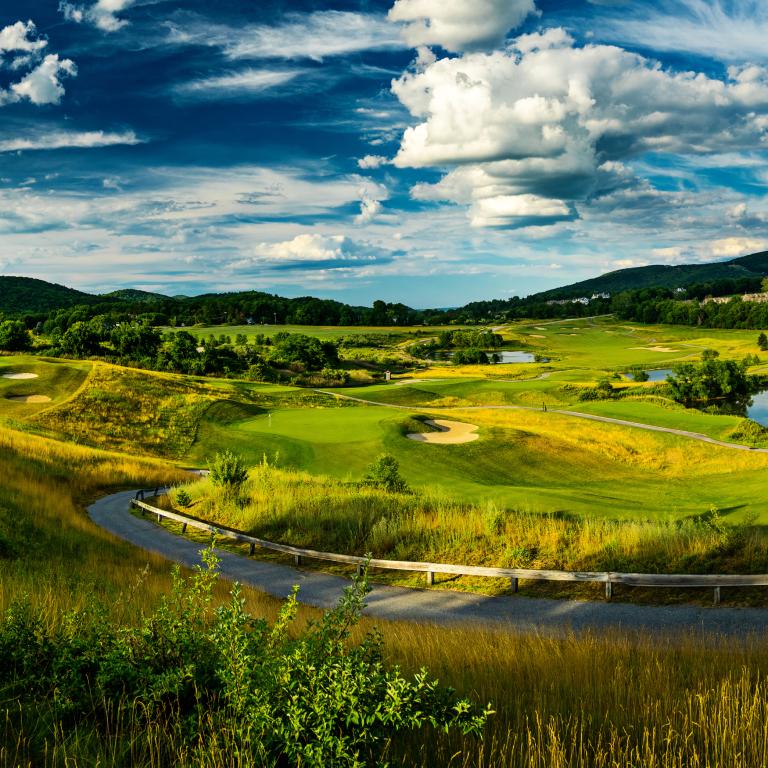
[172,465,768,602]
[2,423,768,766]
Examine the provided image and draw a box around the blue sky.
[0,0,767,306]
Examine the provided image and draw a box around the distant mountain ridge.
[529,251,768,301]
[3,249,768,319]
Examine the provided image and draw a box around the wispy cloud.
[167,11,404,61]
[174,68,304,99]
[600,0,768,62]
[0,129,143,152]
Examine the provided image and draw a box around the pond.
[746,389,768,426]
[433,350,547,363]
[625,368,674,382]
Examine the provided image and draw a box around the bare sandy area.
[407,419,479,444]
[534,326,546,330]
[6,395,51,403]
[2,372,38,380]
[630,346,677,353]
[529,334,545,338]
[394,378,445,386]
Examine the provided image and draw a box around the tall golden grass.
[174,463,768,602]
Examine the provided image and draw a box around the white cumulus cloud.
[357,154,389,169]
[388,0,538,52]
[59,0,136,33]
[391,29,768,226]
[0,20,48,55]
[249,233,383,264]
[8,55,77,105]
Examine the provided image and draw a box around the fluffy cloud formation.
[388,0,537,52]
[0,20,48,57]
[250,234,383,265]
[0,22,76,107]
[357,154,388,169]
[6,55,77,105]
[392,29,768,227]
[59,0,136,33]
[0,129,142,152]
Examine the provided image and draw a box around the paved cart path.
[89,490,768,637]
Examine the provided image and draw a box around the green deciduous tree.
[0,320,31,352]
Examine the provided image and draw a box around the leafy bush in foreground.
[0,549,488,767]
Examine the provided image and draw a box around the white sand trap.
[6,395,51,403]
[534,326,546,330]
[529,334,545,338]
[394,378,445,386]
[407,419,479,444]
[2,372,38,380]
[631,346,677,353]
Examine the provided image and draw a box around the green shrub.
[363,454,410,494]
[0,550,490,765]
[209,450,249,494]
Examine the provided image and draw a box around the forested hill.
[0,277,433,327]
[0,276,99,314]
[529,251,768,301]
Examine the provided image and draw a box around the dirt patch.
[6,395,51,403]
[2,373,38,380]
[407,419,479,444]
[630,346,677,353]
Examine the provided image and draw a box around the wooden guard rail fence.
[132,491,768,605]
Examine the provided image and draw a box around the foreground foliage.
[0,551,488,767]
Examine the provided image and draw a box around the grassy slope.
[4,426,768,766]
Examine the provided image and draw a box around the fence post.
[426,570,434,586]
[605,580,613,600]
[181,523,187,534]
[356,563,362,577]
[249,543,256,556]
[294,554,303,566]
[714,587,721,606]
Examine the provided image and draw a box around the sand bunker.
[394,378,445,386]
[2,372,38,380]
[631,346,677,353]
[534,326,546,330]
[407,419,479,444]
[6,395,51,403]
[529,334,545,338]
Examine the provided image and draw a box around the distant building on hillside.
[703,292,768,305]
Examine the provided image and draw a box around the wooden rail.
[131,493,768,605]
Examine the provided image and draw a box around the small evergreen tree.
[758,332,768,351]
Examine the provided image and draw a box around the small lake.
[433,350,546,363]
[747,389,768,426]
[626,368,674,382]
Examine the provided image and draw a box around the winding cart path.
[89,490,768,637]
